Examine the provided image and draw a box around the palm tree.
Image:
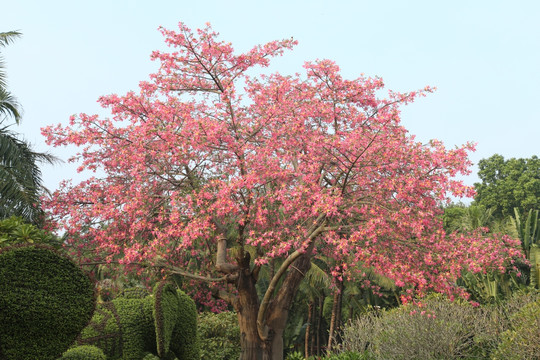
[0,31,58,224]
[0,126,56,223]
[0,31,22,124]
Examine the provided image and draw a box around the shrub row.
[339,292,540,360]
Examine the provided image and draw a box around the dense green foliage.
[154,281,180,357]
[75,281,199,360]
[337,292,540,360]
[474,154,540,219]
[493,297,540,359]
[60,345,107,360]
[168,287,200,360]
[0,244,95,360]
[0,216,61,247]
[198,311,241,360]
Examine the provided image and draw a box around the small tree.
[43,23,523,360]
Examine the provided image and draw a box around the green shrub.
[0,216,61,248]
[77,302,124,358]
[77,281,199,360]
[324,351,374,360]
[470,289,540,358]
[0,244,95,360]
[60,345,107,360]
[170,287,200,360]
[120,286,151,299]
[77,296,156,359]
[198,311,240,360]
[342,295,478,360]
[492,297,540,359]
[286,351,305,360]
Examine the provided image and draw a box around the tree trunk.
[316,294,323,357]
[305,300,313,358]
[232,252,313,360]
[327,279,343,354]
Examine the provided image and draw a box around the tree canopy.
[474,154,540,219]
[42,23,523,359]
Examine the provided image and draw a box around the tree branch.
[256,215,327,341]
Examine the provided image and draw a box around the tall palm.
[0,31,58,224]
[0,126,56,223]
[0,31,22,124]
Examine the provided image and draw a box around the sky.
[2,0,539,198]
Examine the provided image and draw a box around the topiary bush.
[75,280,199,360]
[198,311,240,360]
[0,244,95,360]
[169,286,200,360]
[60,345,107,360]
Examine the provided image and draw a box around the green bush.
[0,216,61,248]
[120,286,151,299]
[198,311,240,360]
[60,345,107,360]
[287,351,371,360]
[342,295,478,360]
[492,297,540,359]
[0,244,95,360]
[170,287,200,360]
[77,296,156,359]
[76,281,199,360]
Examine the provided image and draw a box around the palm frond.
[0,126,60,223]
[0,31,22,47]
[0,87,21,124]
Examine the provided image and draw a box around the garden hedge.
[60,345,107,360]
[75,281,199,360]
[0,244,95,360]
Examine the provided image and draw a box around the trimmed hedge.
[198,311,240,360]
[60,345,107,360]
[0,244,95,360]
[75,281,199,360]
[77,297,156,359]
[170,287,200,360]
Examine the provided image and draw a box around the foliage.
[474,154,540,219]
[76,281,198,360]
[60,345,107,360]
[0,31,22,123]
[492,297,540,359]
[0,31,59,224]
[340,291,540,359]
[286,350,373,360]
[470,290,540,358]
[0,216,61,247]
[120,285,151,299]
[343,295,479,360]
[169,286,200,360]
[457,268,524,305]
[42,22,524,357]
[198,311,241,360]
[0,244,95,360]
[511,207,540,288]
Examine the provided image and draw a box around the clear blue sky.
[3,0,539,196]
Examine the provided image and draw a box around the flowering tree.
[42,23,522,360]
